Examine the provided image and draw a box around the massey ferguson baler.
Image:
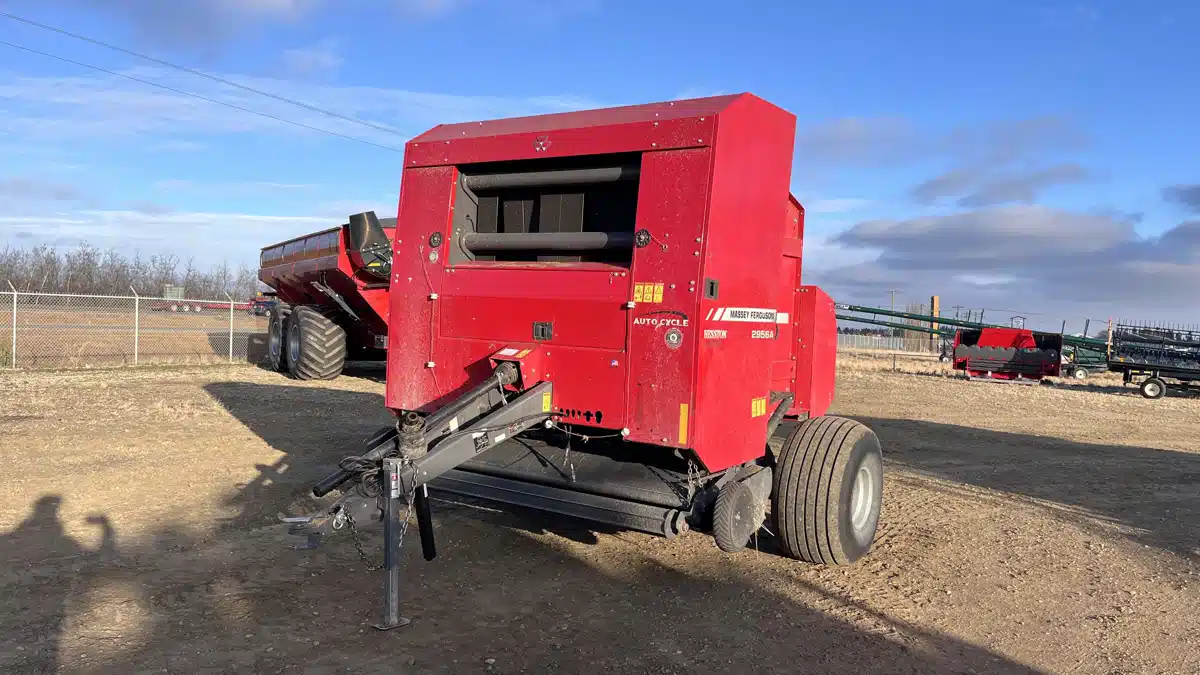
[287,93,886,630]
[258,214,396,379]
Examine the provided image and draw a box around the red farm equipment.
[952,326,1063,383]
[258,215,396,379]
[285,93,886,630]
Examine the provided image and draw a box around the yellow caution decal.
[542,391,552,413]
[751,396,768,418]
[678,403,689,445]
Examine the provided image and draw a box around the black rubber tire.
[1072,367,1088,380]
[772,416,883,565]
[266,304,292,372]
[712,480,767,553]
[1140,377,1166,400]
[285,305,347,380]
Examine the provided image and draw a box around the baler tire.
[285,305,347,380]
[266,304,292,372]
[712,479,766,553]
[771,416,883,566]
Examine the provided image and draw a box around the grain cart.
[286,93,885,630]
[258,215,395,379]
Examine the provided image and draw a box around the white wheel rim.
[1146,382,1162,397]
[849,464,877,534]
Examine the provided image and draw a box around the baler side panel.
[795,286,837,418]
[625,149,709,448]
[692,97,799,472]
[386,165,459,412]
[771,197,805,405]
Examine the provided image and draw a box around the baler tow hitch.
[284,361,554,630]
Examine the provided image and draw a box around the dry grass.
[1,358,1198,674]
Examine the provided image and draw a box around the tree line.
[0,242,262,299]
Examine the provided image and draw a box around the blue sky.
[1,0,1199,327]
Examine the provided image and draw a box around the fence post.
[225,292,234,363]
[130,286,140,366]
[7,281,15,369]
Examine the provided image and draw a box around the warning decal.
[633,282,666,304]
[751,396,768,418]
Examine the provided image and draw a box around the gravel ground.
[1,355,1197,674]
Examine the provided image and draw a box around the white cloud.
[282,39,344,77]
[0,66,602,147]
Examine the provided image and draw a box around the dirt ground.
[1,353,1198,674]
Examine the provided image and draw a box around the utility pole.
[886,289,900,312]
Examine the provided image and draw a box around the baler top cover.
[386,93,834,472]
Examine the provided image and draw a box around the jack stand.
[374,458,411,631]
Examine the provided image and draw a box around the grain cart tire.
[1140,377,1166,400]
[772,416,883,565]
[266,304,292,372]
[712,479,767,553]
[285,305,347,380]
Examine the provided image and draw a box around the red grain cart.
[258,215,395,379]
[953,327,1063,383]
[289,93,886,629]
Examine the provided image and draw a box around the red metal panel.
[794,286,837,418]
[623,149,710,449]
[406,117,714,168]
[432,338,627,427]
[771,197,803,405]
[386,165,458,412]
[691,96,799,472]
[411,95,743,143]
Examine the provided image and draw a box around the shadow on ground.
[1,487,1050,675]
[853,416,1200,562]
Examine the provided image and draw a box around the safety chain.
[342,467,417,572]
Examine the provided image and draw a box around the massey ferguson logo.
[533,135,551,152]
[725,308,776,322]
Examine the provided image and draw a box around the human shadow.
[851,416,1200,562]
[0,495,115,674]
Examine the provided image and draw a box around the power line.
[0,10,407,140]
[0,39,404,153]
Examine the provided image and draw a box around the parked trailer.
[953,327,1062,383]
[285,93,886,630]
[1108,324,1200,399]
[257,215,395,379]
[837,303,1103,378]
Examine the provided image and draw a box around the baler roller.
[461,164,639,191]
[461,231,634,254]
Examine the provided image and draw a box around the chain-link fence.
[837,333,945,353]
[1,288,268,370]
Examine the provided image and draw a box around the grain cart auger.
[284,93,886,631]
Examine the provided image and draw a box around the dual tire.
[266,304,347,380]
